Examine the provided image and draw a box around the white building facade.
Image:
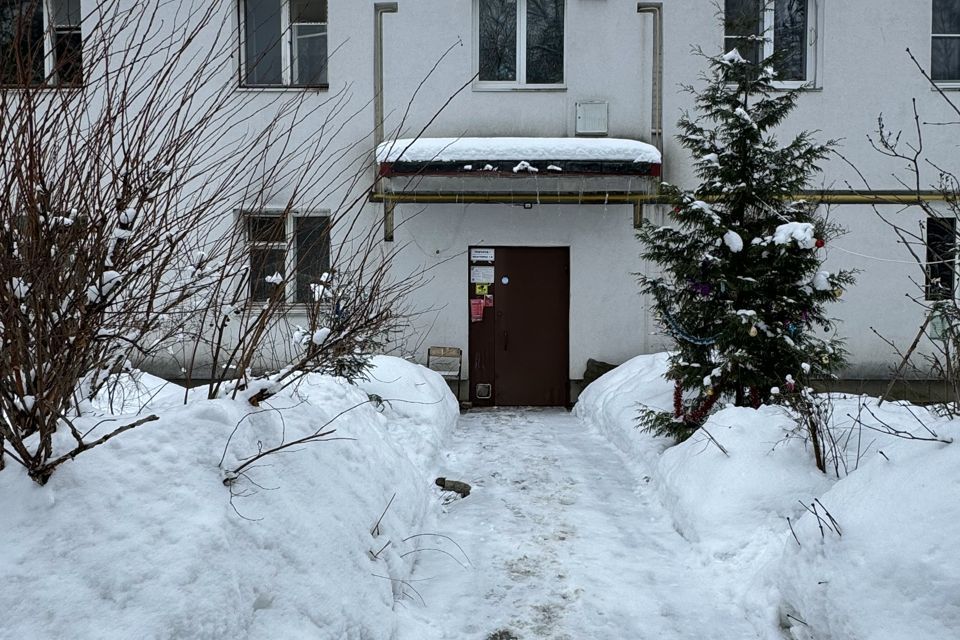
[373,0,960,403]
[6,0,960,402]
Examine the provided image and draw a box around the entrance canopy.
[373,137,662,204]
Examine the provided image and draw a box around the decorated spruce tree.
[637,48,855,440]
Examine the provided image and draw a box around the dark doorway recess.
[469,246,570,407]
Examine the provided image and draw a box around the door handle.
[503,330,509,351]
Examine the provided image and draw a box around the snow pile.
[656,406,833,555]
[0,357,458,640]
[776,404,960,640]
[358,355,461,471]
[577,354,960,640]
[376,137,662,165]
[574,352,674,469]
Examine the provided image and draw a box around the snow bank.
[777,412,960,640]
[573,352,674,470]
[657,406,832,554]
[577,354,960,640]
[88,371,192,414]
[376,137,662,165]
[0,357,458,640]
[356,354,461,471]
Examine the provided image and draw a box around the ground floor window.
[244,211,330,304]
[926,215,956,301]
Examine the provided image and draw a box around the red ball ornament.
[815,238,825,248]
[673,206,682,214]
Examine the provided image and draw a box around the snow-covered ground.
[0,356,458,640]
[4,352,957,639]
[395,408,760,639]
[577,354,960,640]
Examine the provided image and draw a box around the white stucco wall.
[391,202,655,379]
[374,0,958,379]
[93,0,959,380]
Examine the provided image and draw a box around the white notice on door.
[470,248,495,262]
[470,266,495,284]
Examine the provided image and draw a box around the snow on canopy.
[376,137,662,165]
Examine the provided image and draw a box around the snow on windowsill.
[376,137,662,165]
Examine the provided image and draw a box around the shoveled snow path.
[395,408,760,640]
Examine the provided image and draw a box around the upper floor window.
[724,0,813,85]
[241,0,328,88]
[0,0,82,86]
[933,0,960,83]
[476,0,564,88]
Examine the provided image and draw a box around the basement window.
[476,0,565,88]
[926,216,957,301]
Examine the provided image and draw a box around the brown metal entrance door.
[468,246,570,407]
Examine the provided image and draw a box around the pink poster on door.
[470,298,485,322]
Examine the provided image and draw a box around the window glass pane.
[926,217,956,301]
[526,0,563,84]
[247,215,285,243]
[0,1,44,84]
[774,0,806,81]
[479,0,516,81]
[244,0,283,85]
[53,28,82,85]
[52,0,80,27]
[291,0,325,23]
[291,23,327,85]
[295,217,330,303]
[933,36,960,81]
[250,248,286,301]
[724,0,762,65]
[934,0,960,35]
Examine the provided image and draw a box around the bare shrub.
[847,49,960,411]
[0,0,411,483]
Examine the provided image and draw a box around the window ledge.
[245,302,326,313]
[933,82,960,91]
[0,83,84,91]
[237,84,330,93]
[472,83,567,93]
[723,82,822,93]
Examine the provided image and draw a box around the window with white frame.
[0,0,82,86]
[933,0,960,83]
[245,212,331,303]
[241,0,328,87]
[724,0,814,85]
[476,0,564,87]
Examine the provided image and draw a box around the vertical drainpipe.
[636,3,663,355]
[636,2,664,173]
[374,3,398,241]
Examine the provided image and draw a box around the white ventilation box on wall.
[576,101,609,136]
